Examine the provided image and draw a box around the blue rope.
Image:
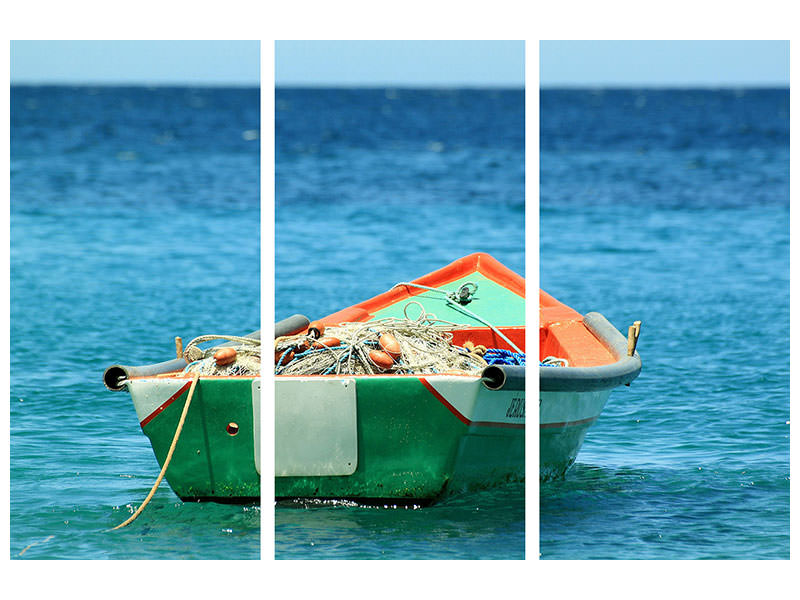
[483,348,526,366]
[276,344,350,374]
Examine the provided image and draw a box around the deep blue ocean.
[275,88,525,559]
[10,86,260,559]
[540,89,789,559]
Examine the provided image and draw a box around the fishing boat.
[104,332,261,503]
[539,290,641,480]
[275,253,525,502]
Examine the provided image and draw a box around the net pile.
[275,316,488,376]
[182,335,261,376]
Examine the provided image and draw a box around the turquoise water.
[275,483,524,559]
[275,88,525,559]
[540,89,789,559]
[10,86,260,559]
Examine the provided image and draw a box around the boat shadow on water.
[275,482,524,559]
[541,463,650,496]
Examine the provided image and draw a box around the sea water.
[11,86,786,562]
[540,89,789,559]
[10,86,260,559]
[275,88,525,559]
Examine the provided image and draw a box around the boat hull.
[539,306,641,480]
[539,389,611,480]
[275,374,524,501]
[127,376,261,502]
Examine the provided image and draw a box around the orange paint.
[449,327,525,353]
[539,290,615,367]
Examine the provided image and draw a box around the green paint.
[142,378,259,501]
[372,273,524,327]
[275,377,524,500]
[539,422,594,481]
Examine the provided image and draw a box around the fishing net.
[540,356,568,367]
[182,335,261,376]
[275,313,488,376]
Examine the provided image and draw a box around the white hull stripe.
[419,377,525,429]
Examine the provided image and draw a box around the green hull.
[275,376,524,501]
[539,389,612,481]
[131,377,260,502]
[539,421,594,481]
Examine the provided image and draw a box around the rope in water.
[109,372,199,531]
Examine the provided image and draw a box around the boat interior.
[449,326,525,353]
[539,290,615,367]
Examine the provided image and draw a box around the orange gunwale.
[128,374,259,382]
[539,289,615,367]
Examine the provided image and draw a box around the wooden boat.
[539,290,641,480]
[104,333,261,503]
[275,253,525,502]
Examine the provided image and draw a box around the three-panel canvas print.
[8,40,789,562]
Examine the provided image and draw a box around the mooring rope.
[109,372,200,531]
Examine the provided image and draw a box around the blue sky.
[10,40,260,85]
[9,40,789,87]
[541,40,789,87]
[275,40,525,87]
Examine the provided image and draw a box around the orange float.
[275,349,295,366]
[369,349,395,371]
[379,333,402,360]
[214,347,237,366]
[312,336,341,350]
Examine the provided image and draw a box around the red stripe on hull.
[419,378,470,425]
[139,380,193,428]
[471,420,525,429]
[419,377,524,429]
[540,416,598,429]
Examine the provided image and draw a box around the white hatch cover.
[275,378,358,477]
